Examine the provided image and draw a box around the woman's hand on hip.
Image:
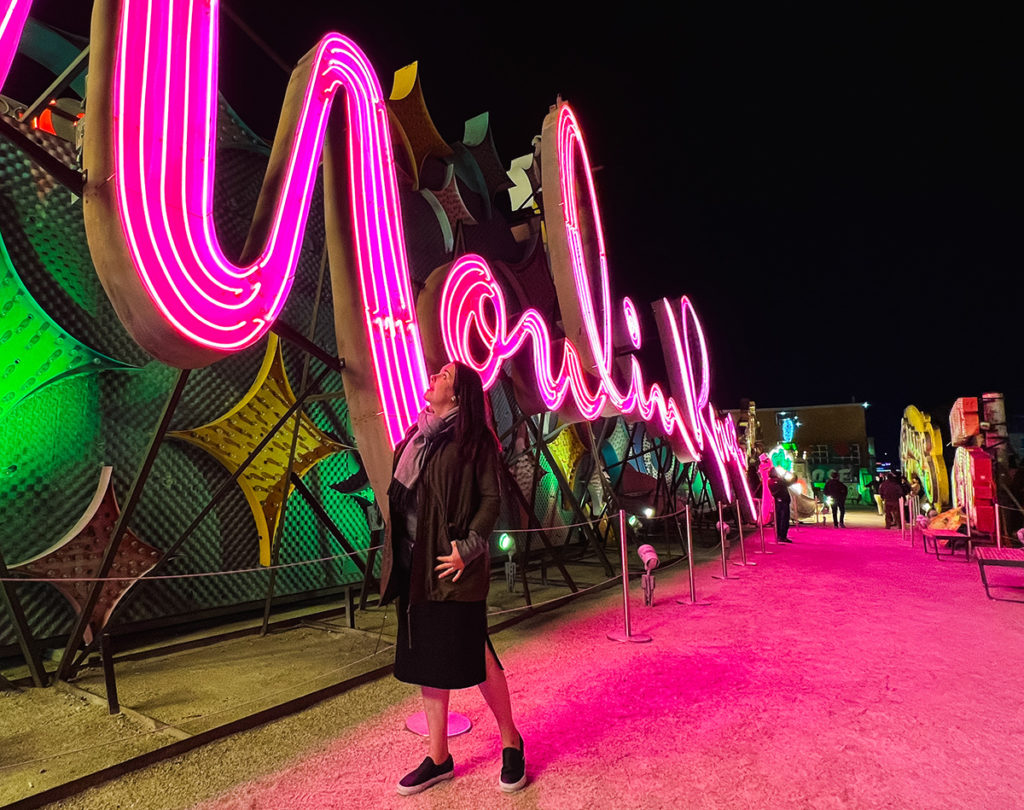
[435,542,465,582]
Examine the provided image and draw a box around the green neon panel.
[0,230,125,424]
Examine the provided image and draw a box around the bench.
[976,547,1024,601]
[920,527,973,561]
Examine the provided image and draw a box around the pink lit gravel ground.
[198,511,1024,809]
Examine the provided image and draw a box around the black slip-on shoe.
[397,754,454,796]
[499,736,526,792]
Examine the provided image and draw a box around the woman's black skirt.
[394,594,500,689]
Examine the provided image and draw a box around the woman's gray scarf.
[393,407,458,491]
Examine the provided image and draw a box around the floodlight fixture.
[637,544,659,572]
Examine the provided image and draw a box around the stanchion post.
[994,497,1003,549]
[753,498,772,555]
[909,495,920,547]
[899,496,906,542]
[913,497,921,548]
[609,510,652,642]
[677,504,709,606]
[712,502,733,580]
[733,501,754,566]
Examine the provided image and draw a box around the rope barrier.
[0,538,677,771]
[2,562,631,772]
[486,572,621,616]
[0,503,707,773]
[487,542,695,618]
[0,545,385,584]
[495,503,690,535]
[0,505,700,583]
[0,561,646,772]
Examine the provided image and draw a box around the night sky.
[11,1,1022,464]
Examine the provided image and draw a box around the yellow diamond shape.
[172,336,342,565]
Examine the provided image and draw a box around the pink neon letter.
[441,105,713,461]
[0,6,755,508]
[92,0,427,443]
[0,0,32,92]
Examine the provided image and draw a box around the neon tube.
[105,0,426,444]
[0,0,32,91]
[0,3,753,490]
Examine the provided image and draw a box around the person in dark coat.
[879,473,904,529]
[823,471,848,528]
[767,470,794,542]
[381,362,525,795]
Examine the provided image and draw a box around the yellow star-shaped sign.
[172,336,343,565]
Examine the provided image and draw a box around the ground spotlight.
[638,543,659,606]
[498,533,516,592]
[637,544,659,572]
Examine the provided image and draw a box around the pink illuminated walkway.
[201,510,1024,809]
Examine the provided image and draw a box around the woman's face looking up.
[425,363,457,413]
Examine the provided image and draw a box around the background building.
[729,402,875,503]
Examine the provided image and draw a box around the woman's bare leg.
[421,686,451,763]
[477,646,520,749]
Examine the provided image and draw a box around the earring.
[451,396,457,403]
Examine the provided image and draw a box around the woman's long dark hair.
[451,362,501,459]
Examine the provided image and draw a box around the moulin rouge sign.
[0,0,754,516]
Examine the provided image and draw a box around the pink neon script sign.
[440,105,754,513]
[0,2,754,512]
[440,256,696,453]
[440,107,699,458]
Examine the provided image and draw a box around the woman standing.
[380,362,525,796]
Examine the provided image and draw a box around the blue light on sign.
[781,417,795,443]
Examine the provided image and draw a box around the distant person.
[767,470,794,542]
[866,475,884,515]
[898,473,913,522]
[823,471,848,528]
[909,473,925,505]
[746,458,761,495]
[879,473,904,529]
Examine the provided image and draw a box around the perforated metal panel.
[0,98,370,649]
